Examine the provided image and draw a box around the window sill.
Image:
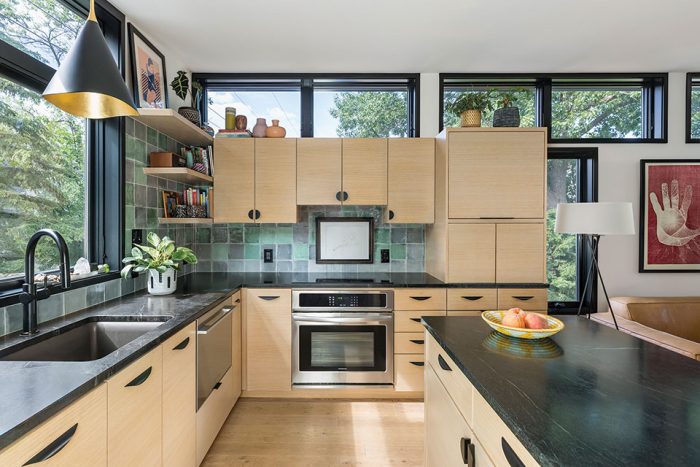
[0,271,121,308]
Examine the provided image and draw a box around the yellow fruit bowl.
[481,311,564,340]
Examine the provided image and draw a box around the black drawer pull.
[409,361,424,367]
[125,366,152,387]
[502,438,526,467]
[438,354,452,371]
[213,381,222,390]
[409,339,425,345]
[513,296,534,301]
[173,337,190,350]
[23,423,78,466]
[410,318,421,323]
[255,210,261,220]
[460,437,475,466]
[336,191,343,201]
[461,296,483,301]
[235,298,241,303]
[247,209,255,220]
[342,191,349,201]
[410,296,431,301]
[259,295,280,301]
[388,210,395,220]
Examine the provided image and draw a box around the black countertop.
[422,316,700,467]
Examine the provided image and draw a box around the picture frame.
[128,23,168,109]
[161,191,179,218]
[639,159,700,272]
[315,217,374,264]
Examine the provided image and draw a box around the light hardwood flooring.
[202,399,425,466]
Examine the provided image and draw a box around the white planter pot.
[148,268,177,295]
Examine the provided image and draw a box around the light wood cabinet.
[395,332,426,354]
[214,138,255,223]
[0,385,107,467]
[394,310,446,333]
[107,347,163,467]
[244,288,292,392]
[448,129,546,219]
[297,138,342,205]
[447,288,498,311]
[498,288,548,311]
[255,138,297,223]
[196,367,236,465]
[447,223,496,283]
[394,288,446,311]
[387,138,435,223]
[162,323,196,467]
[342,138,387,205]
[231,291,242,402]
[496,223,546,283]
[394,354,425,392]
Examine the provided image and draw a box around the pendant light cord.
[87,0,96,22]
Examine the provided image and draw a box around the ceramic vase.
[252,118,268,137]
[460,109,482,127]
[148,268,177,295]
[265,119,286,138]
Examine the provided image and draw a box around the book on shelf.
[216,129,251,138]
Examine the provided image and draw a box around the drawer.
[447,288,497,311]
[197,367,236,465]
[394,288,446,310]
[394,310,446,332]
[474,391,539,467]
[426,332,473,424]
[395,332,426,354]
[395,354,425,392]
[498,288,548,311]
[0,385,107,466]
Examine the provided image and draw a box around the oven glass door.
[298,324,387,372]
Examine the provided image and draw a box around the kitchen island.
[422,315,700,466]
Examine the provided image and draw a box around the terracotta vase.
[252,118,268,137]
[265,119,286,138]
[460,109,482,127]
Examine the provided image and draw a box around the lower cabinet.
[0,385,107,466]
[196,368,236,465]
[107,347,163,467]
[395,354,425,392]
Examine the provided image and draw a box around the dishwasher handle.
[198,306,233,335]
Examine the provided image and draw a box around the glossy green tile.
[244,244,260,260]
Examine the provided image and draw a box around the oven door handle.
[198,307,233,335]
[293,313,393,324]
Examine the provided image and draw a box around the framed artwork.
[316,217,374,264]
[640,159,700,272]
[128,24,168,109]
[161,191,179,218]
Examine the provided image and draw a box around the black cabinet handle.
[410,296,431,301]
[513,296,534,301]
[343,191,349,201]
[213,381,222,390]
[438,354,452,371]
[235,298,241,303]
[173,337,190,350]
[501,438,526,467]
[460,437,475,466]
[259,295,280,301]
[409,361,424,367]
[336,191,343,201]
[23,423,78,466]
[410,318,421,322]
[389,210,395,220]
[255,210,261,220]
[248,209,254,220]
[125,366,152,387]
[409,339,424,345]
[461,296,483,301]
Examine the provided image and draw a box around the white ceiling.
[112,0,700,73]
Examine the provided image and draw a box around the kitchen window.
[686,73,700,142]
[0,0,125,302]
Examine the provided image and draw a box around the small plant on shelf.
[492,89,524,127]
[444,90,493,128]
[170,70,203,127]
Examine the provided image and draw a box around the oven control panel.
[293,291,393,311]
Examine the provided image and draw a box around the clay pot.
[235,115,248,131]
[252,118,268,137]
[460,109,482,127]
[265,119,286,138]
[178,106,201,127]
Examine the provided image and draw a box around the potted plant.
[493,90,522,127]
[445,90,493,127]
[170,70,203,127]
[120,232,197,296]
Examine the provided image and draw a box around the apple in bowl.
[501,308,526,328]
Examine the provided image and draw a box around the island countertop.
[422,315,700,467]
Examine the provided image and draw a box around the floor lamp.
[554,202,635,330]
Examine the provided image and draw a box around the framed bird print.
[128,24,168,109]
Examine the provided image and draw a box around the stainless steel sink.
[0,317,170,362]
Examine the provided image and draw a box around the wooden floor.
[202,399,425,466]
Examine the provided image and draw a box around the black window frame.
[686,72,700,143]
[547,147,599,315]
[0,0,125,306]
[193,73,420,137]
[440,73,668,144]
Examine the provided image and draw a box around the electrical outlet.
[263,248,274,263]
[381,249,390,263]
[131,229,143,247]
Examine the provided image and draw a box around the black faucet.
[18,229,71,335]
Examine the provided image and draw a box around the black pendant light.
[43,0,138,118]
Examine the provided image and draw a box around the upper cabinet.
[448,129,546,219]
[214,138,255,223]
[342,138,388,205]
[387,138,435,224]
[297,138,342,205]
[255,139,297,223]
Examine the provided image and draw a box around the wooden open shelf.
[158,217,213,225]
[143,167,213,185]
[134,108,213,146]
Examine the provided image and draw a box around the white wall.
[419,72,700,308]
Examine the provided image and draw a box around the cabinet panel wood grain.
[447,223,496,283]
[196,367,235,465]
[297,138,342,205]
[395,332,427,354]
[496,223,546,283]
[387,138,435,223]
[394,288,446,311]
[395,354,425,392]
[342,138,387,205]
[213,138,255,223]
[394,310,446,333]
[231,291,242,402]
[447,288,498,311]
[255,139,297,223]
[498,288,548,311]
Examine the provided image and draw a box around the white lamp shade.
[555,202,635,235]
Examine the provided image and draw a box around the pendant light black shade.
[43,1,138,119]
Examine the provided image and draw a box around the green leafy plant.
[445,90,493,116]
[170,70,189,101]
[494,88,526,108]
[120,232,197,278]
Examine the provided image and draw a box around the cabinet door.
[231,292,242,402]
[395,354,425,392]
[448,130,545,219]
[0,385,107,467]
[245,288,292,391]
[425,365,493,467]
[496,223,546,283]
[342,138,387,205]
[387,138,435,223]
[297,138,342,205]
[162,323,196,467]
[196,368,235,465]
[447,223,496,283]
[214,138,255,223]
[107,347,162,467]
[255,138,297,223]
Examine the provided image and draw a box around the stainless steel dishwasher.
[197,303,233,409]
